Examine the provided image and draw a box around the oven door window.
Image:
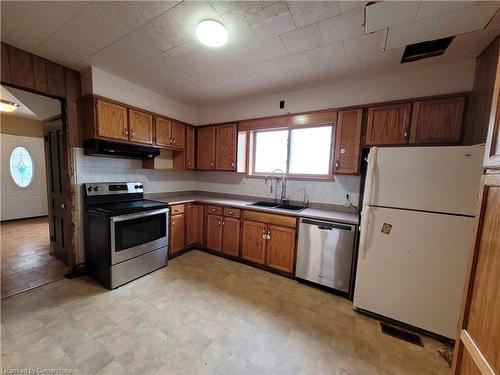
[114,213,166,252]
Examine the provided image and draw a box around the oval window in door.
[9,146,34,188]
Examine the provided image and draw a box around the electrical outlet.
[279,100,285,109]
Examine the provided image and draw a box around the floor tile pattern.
[1,251,450,374]
[1,217,67,298]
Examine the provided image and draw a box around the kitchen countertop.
[147,194,359,225]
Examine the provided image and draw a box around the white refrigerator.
[353,145,484,339]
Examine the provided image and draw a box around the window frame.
[248,123,336,180]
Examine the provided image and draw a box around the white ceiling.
[2,1,499,107]
[0,85,61,120]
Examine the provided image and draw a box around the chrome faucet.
[297,188,310,207]
[267,169,288,205]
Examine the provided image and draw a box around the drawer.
[243,210,296,228]
[206,205,222,215]
[223,207,240,218]
[170,204,185,215]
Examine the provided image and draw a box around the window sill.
[246,173,335,181]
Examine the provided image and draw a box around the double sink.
[248,201,306,212]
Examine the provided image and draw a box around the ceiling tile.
[417,1,476,19]
[149,52,187,73]
[259,1,280,9]
[248,37,289,62]
[318,9,364,45]
[277,52,311,73]
[280,24,324,54]
[132,1,182,19]
[305,42,345,66]
[221,16,260,50]
[339,1,366,14]
[210,1,262,17]
[445,27,500,59]
[487,9,500,29]
[385,16,439,50]
[38,33,96,64]
[245,2,296,39]
[145,11,190,51]
[168,0,221,39]
[344,29,385,59]
[432,2,500,39]
[287,1,340,28]
[365,1,421,33]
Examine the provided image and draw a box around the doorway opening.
[1,85,69,298]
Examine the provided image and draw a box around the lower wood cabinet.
[242,211,297,273]
[266,225,296,273]
[242,220,267,264]
[186,204,203,245]
[222,217,240,256]
[206,214,223,251]
[170,212,185,256]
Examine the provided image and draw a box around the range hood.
[84,139,160,159]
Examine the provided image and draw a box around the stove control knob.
[94,186,100,192]
[138,185,143,189]
[87,186,92,192]
[134,185,139,189]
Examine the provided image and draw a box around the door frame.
[1,83,75,273]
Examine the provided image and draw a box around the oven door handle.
[111,208,169,223]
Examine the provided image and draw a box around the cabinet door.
[266,225,296,273]
[242,220,267,264]
[185,126,195,169]
[170,214,185,255]
[197,126,216,169]
[186,204,204,245]
[410,97,465,144]
[222,217,240,257]
[155,117,171,147]
[365,103,411,145]
[335,109,363,174]
[452,174,500,374]
[129,109,153,144]
[171,121,185,151]
[215,124,237,170]
[206,214,222,251]
[96,99,128,141]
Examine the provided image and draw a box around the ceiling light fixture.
[196,20,228,48]
[0,100,19,112]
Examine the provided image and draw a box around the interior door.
[354,206,475,338]
[222,217,240,256]
[452,174,500,374]
[215,124,237,171]
[242,220,266,264]
[128,109,152,144]
[42,117,69,265]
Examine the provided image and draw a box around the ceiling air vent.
[400,36,454,63]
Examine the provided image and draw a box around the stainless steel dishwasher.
[296,218,356,293]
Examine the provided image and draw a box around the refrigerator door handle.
[363,146,378,207]
[359,205,371,259]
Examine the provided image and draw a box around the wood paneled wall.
[1,42,81,271]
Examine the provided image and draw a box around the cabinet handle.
[222,221,225,226]
[266,231,271,240]
[130,129,135,138]
[218,220,221,226]
[231,161,235,167]
[210,162,214,168]
[187,161,191,166]
[124,128,128,137]
[336,160,340,169]
[173,138,176,145]
[228,211,233,215]
[169,137,173,145]
[404,131,408,140]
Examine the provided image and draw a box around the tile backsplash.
[72,148,361,263]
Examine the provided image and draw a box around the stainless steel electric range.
[83,182,169,289]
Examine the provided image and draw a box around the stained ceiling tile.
[365,1,421,33]
[248,37,289,62]
[305,42,345,66]
[385,16,439,50]
[245,2,296,39]
[280,24,324,54]
[432,1,500,39]
[416,1,476,19]
[287,1,340,28]
[318,9,364,45]
[344,29,386,59]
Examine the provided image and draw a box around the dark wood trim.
[238,109,338,131]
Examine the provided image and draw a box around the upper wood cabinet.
[154,116,185,150]
[129,109,153,144]
[365,103,411,146]
[95,99,128,141]
[410,97,464,144]
[197,126,216,169]
[81,96,154,145]
[185,126,196,169]
[215,124,237,171]
[335,109,363,174]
